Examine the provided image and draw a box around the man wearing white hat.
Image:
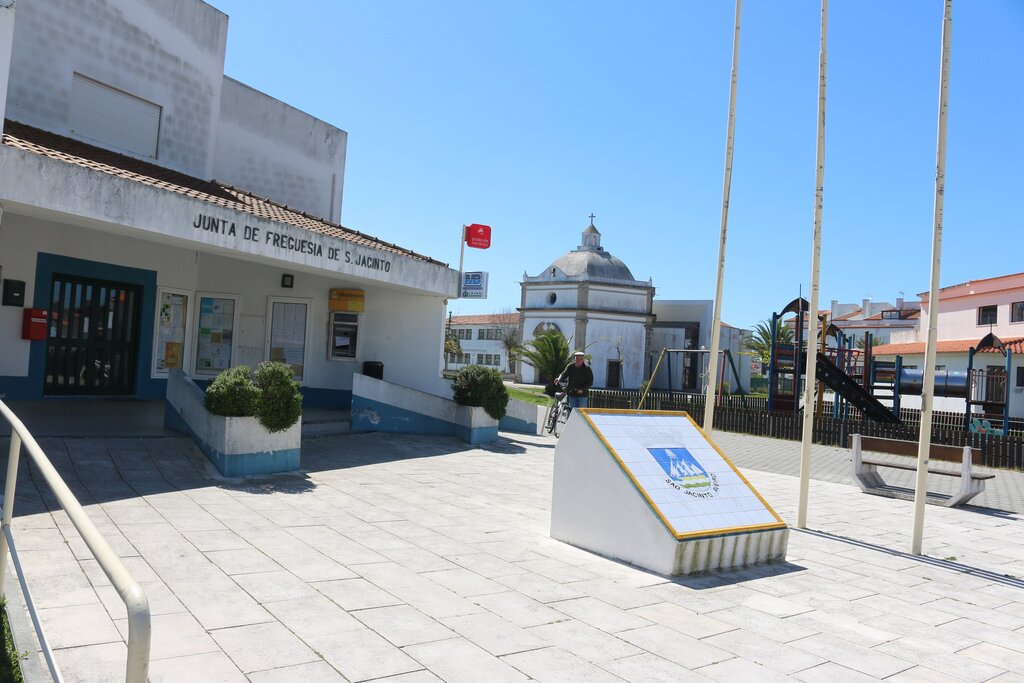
[556,351,594,411]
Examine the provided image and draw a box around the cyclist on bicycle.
[556,351,593,411]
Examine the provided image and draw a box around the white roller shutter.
[70,74,161,158]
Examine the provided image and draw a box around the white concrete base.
[551,410,788,576]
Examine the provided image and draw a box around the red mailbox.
[21,308,48,341]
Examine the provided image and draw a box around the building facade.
[446,313,518,374]
[873,272,1024,418]
[0,0,457,405]
[518,222,654,389]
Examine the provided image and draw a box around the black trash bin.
[362,361,384,380]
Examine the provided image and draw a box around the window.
[881,310,900,320]
[267,298,309,379]
[548,292,557,305]
[477,329,484,340]
[194,294,240,376]
[1012,301,1024,323]
[1017,367,1024,387]
[978,305,997,325]
[477,354,484,364]
[153,288,191,375]
[329,312,359,360]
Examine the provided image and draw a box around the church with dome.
[518,220,655,388]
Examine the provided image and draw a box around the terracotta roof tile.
[450,313,519,325]
[873,337,1024,356]
[2,120,444,265]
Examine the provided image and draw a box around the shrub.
[254,362,303,432]
[451,365,509,420]
[204,366,259,417]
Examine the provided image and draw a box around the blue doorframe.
[21,253,161,400]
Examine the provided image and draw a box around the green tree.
[855,335,883,350]
[514,328,573,384]
[745,320,794,366]
[494,308,521,374]
[443,331,462,372]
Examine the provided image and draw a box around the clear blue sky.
[209,1,1022,329]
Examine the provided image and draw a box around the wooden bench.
[848,434,995,508]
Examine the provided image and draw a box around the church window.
[548,292,557,305]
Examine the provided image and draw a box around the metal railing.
[0,400,150,682]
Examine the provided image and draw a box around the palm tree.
[745,320,794,366]
[443,332,462,372]
[513,329,572,384]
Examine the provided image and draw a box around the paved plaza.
[2,424,1023,682]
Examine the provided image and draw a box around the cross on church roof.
[588,213,596,224]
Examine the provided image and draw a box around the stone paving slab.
[1,429,1022,682]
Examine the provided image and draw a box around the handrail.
[0,400,150,682]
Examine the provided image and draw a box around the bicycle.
[544,380,571,437]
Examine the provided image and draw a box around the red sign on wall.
[465,223,491,249]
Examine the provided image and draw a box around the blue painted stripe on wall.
[352,396,496,444]
[164,403,300,477]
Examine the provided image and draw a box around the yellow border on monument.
[577,408,787,541]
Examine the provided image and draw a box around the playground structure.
[640,346,748,410]
[765,297,1011,433]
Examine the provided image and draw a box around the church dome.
[540,221,638,283]
[546,250,636,281]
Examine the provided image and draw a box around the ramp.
[816,353,901,423]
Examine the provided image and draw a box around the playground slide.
[816,353,901,424]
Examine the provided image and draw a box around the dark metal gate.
[44,274,141,396]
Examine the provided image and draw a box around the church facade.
[518,222,654,388]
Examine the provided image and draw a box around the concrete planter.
[351,373,498,444]
[164,369,301,477]
[498,397,548,435]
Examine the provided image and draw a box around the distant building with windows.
[873,272,1024,418]
[447,313,518,374]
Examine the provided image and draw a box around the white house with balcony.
[873,272,1024,420]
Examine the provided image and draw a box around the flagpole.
[456,224,466,299]
[703,0,742,435]
[796,0,828,529]
[912,0,953,556]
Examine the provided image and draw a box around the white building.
[873,272,1024,419]
[828,297,920,346]
[649,301,752,394]
[446,313,518,374]
[519,222,653,388]
[0,0,457,405]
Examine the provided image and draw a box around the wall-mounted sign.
[329,288,365,312]
[192,213,393,274]
[461,271,488,299]
[465,224,491,249]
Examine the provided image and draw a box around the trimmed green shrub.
[254,361,303,432]
[451,365,509,420]
[204,366,259,417]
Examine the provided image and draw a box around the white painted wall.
[0,211,450,397]
[0,2,15,133]
[588,286,648,313]
[584,316,647,388]
[523,284,578,310]
[215,78,347,223]
[6,0,228,178]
